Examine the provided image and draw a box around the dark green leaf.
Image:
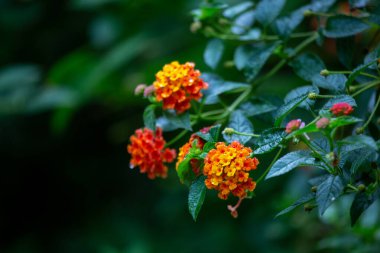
[275,94,308,127]
[316,175,344,216]
[256,0,285,26]
[289,53,325,82]
[188,175,207,221]
[231,10,255,35]
[275,193,315,218]
[162,111,192,131]
[191,3,227,20]
[347,60,379,86]
[312,74,347,93]
[27,87,78,113]
[204,39,224,70]
[243,43,279,82]
[266,151,322,179]
[323,95,357,109]
[253,128,286,154]
[350,192,375,226]
[223,110,254,144]
[202,142,216,153]
[288,123,319,138]
[143,104,156,131]
[342,135,378,151]
[238,98,277,117]
[284,85,319,110]
[196,124,221,142]
[323,15,370,38]
[349,0,371,8]
[364,45,380,69]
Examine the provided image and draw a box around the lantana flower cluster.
[204,141,259,200]
[127,127,176,179]
[330,102,354,116]
[153,61,208,113]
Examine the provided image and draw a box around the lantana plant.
[127,0,380,225]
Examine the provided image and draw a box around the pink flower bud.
[285,119,304,134]
[316,117,330,129]
[143,85,155,97]
[330,102,353,116]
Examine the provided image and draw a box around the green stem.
[232,130,260,138]
[314,94,336,99]
[361,93,380,130]
[327,70,379,80]
[352,80,380,97]
[164,129,188,147]
[256,148,283,184]
[301,136,335,173]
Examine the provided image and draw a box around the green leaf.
[223,110,254,144]
[223,1,254,18]
[255,0,285,26]
[196,124,221,142]
[275,94,308,127]
[266,151,322,179]
[27,87,78,113]
[323,95,357,109]
[253,128,287,155]
[204,39,224,70]
[284,85,319,110]
[202,142,216,153]
[177,157,196,185]
[323,15,370,38]
[289,53,325,82]
[312,74,347,93]
[350,192,375,226]
[275,193,315,218]
[238,98,277,117]
[143,104,156,131]
[188,175,207,221]
[329,116,362,129]
[346,60,379,86]
[341,135,378,151]
[231,10,256,35]
[364,45,380,69]
[191,3,227,20]
[349,0,371,8]
[162,111,192,131]
[242,43,279,82]
[289,123,319,137]
[316,175,344,216]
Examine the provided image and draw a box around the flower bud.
[190,21,202,33]
[308,92,318,100]
[316,117,330,129]
[311,186,318,193]
[358,184,366,192]
[320,69,330,76]
[134,84,147,95]
[355,127,364,135]
[223,127,235,135]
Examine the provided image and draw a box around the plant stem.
[164,129,188,147]
[352,80,380,97]
[301,136,335,173]
[256,148,283,184]
[361,92,380,130]
[232,130,260,138]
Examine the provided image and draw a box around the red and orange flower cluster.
[127,127,176,179]
[153,61,208,113]
[330,102,354,116]
[176,127,210,176]
[204,141,259,200]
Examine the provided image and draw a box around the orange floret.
[153,61,208,113]
[127,127,176,179]
[203,141,259,200]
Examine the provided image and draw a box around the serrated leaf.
[204,39,224,70]
[266,151,322,179]
[239,98,277,117]
[196,124,221,142]
[143,104,156,131]
[312,74,347,93]
[289,53,325,82]
[342,135,378,151]
[316,175,344,216]
[364,45,380,69]
[350,192,375,226]
[162,111,192,131]
[223,1,254,18]
[256,0,285,26]
[243,43,279,82]
[254,128,286,154]
[350,148,377,174]
[223,110,254,144]
[275,193,315,218]
[323,95,357,109]
[275,94,308,127]
[323,15,370,38]
[284,85,319,110]
[329,116,362,128]
[188,175,207,221]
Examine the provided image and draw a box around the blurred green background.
[1,0,380,253]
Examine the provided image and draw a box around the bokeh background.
[1,0,380,252]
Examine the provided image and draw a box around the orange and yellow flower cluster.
[127,127,176,179]
[153,61,208,113]
[176,127,210,176]
[203,141,259,200]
